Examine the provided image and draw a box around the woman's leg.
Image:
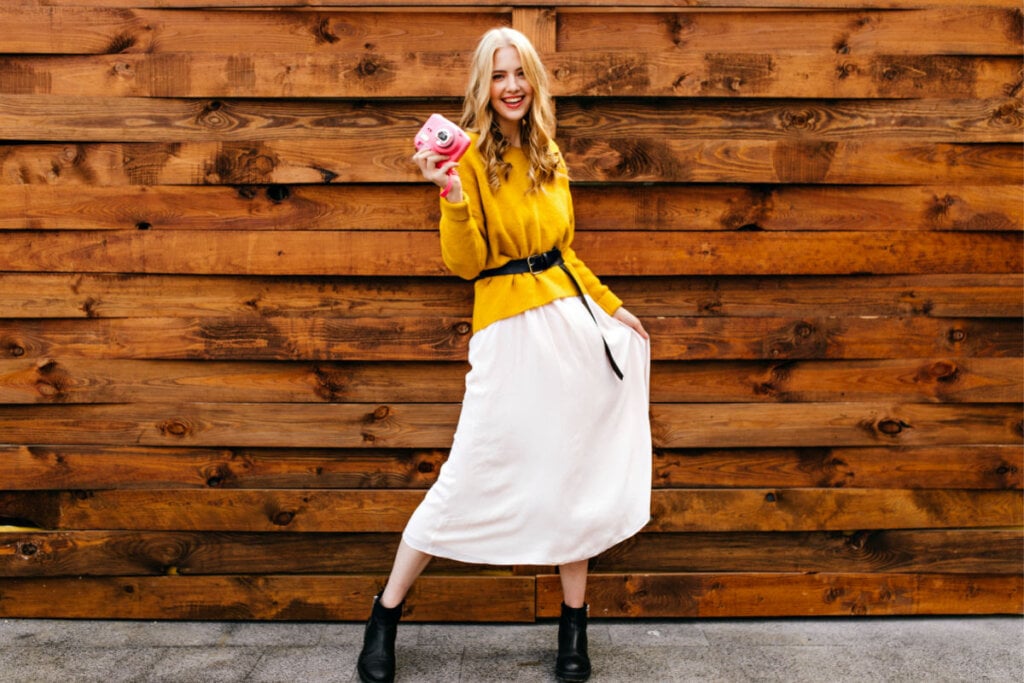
[357,541,433,683]
[559,559,588,608]
[556,559,592,682]
[380,540,433,607]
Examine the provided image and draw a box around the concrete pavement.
[1,616,1021,682]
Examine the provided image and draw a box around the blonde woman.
[358,27,651,683]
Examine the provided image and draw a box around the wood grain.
[0,574,536,622]
[1,184,1021,232]
[0,358,1018,405]
[0,231,1019,276]
[1,316,1019,362]
[537,573,1023,617]
[1,488,1018,533]
[2,96,1020,144]
[0,402,1019,448]
[2,52,1018,99]
[0,0,1020,622]
[2,273,1018,319]
[2,529,1019,577]
[2,140,1020,185]
[4,7,1018,56]
[4,443,1020,492]
[2,444,1019,492]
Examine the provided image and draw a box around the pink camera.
[414,114,471,168]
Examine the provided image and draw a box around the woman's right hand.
[412,148,462,202]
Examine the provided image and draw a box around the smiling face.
[489,45,533,145]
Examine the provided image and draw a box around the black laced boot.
[357,593,404,683]
[555,602,591,682]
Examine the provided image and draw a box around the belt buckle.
[527,253,543,275]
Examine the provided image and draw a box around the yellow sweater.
[439,136,622,332]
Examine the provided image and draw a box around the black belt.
[475,248,624,381]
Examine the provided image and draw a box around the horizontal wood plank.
[3,140,1020,185]
[2,529,1020,577]
[536,573,1024,617]
[0,231,1019,276]
[1,183,1021,232]
[0,8,510,55]
[12,1,1023,9]
[1,316,1018,362]
[2,52,1018,99]
[1,273,1018,319]
[1,358,1018,405]
[1,488,1019,533]
[556,8,1023,55]
[0,574,535,621]
[0,402,1018,448]
[3,443,1020,492]
[0,446,449,491]
[654,446,1024,490]
[593,529,1024,574]
[3,7,1018,56]
[650,403,1023,449]
[2,443,1019,492]
[1,96,1021,145]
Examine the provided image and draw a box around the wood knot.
[313,17,340,45]
[197,102,233,131]
[357,56,381,77]
[699,298,723,314]
[795,322,814,338]
[947,328,967,343]
[930,361,960,384]
[417,460,435,474]
[266,185,291,203]
[6,342,25,357]
[19,543,38,557]
[780,109,817,130]
[877,419,908,435]
[372,406,390,420]
[990,100,1023,127]
[203,466,229,488]
[271,511,295,526]
[835,63,857,79]
[454,322,471,335]
[158,419,192,438]
[313,366,346,401]
[764,492,777,503]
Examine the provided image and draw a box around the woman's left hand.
[613,307,649,340]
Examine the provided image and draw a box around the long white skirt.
[402,294,651,565]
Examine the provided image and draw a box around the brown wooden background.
[0,0,1021,622]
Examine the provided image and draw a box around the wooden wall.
[0,0,1021,621]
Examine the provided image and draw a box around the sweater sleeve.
[562,245,622,316]
[558,185,623,316]
[438,159,488,281]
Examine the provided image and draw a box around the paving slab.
[0,617,1020,682]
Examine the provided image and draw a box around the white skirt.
[402,294,651,565]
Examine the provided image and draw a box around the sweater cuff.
[439,197,470,221]
[593,289,623,318]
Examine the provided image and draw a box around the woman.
[357,27,651,683]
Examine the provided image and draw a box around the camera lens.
[435,128,453,147]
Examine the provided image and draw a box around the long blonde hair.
[460,27,561,192]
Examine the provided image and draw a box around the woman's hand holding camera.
[413,148,463,203]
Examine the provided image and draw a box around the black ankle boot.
[357,593,404,683]
[555,602,591,682]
